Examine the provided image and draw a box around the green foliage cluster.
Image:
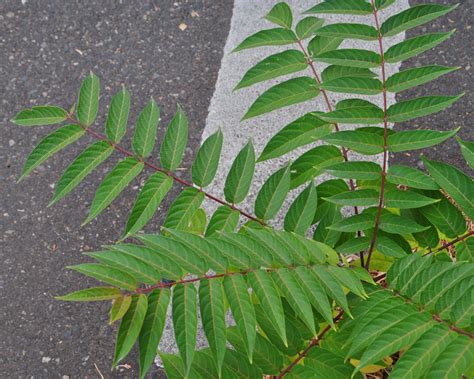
[11,1,473,378]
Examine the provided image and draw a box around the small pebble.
[42,357,51,363]
[9,139,15,147]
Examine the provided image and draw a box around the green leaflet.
[233,28,297,52]
[379,212,430,235]
[316,23,378,40]
[305,348,363,379]
[308,35,343,56]
[242,77,319,120]
[223,274,256,363]
[381,4,458,37]
[235,50,307,90]
[20,124,84,180]
[55,287,121,302]
[254,165,291,221]
[264,2,292,29]
[386,165,439,190]
[313,49,381,68]
[457,137,474,169]
[423,158,474,220]
[192,129,223,187]
[384,190,439,209]
[284,183,318,235]
[247,271,287,347]
[258,113,332,162]
[163,187,205,231]
[327,211,373,233]
[304,0,372,15]
[419,197,467,238]
[324,189,379,207]
[376,236,407,258]
[323,130,384,155]
[160,353,186,379]
[199,279,226,377]
[205,206,239,237]
[336,236,371,254]
[321,65,376,83]
[320,76,382,95]
[224,141,255,204]
[160,105,188,171]
[105,87,131,143]
[386,65,460,93]
[318,102,384,124]
[139,289,170,379]
[113,294,148,367]
[387,94,463,123]
[375,0,395,9]
[312,266,352,315]
[172,284,198,378]
[69,263,137,290]
[385,31,455,63]
[83,157,144,225]
[109,295,132,324]
[132,99,160,158]
[291,145,343,189]
[51,141,113,205]
[123,172,173,238]
[388,129,459,152]
[223,349,263,378]
[295,17,324,40]
[12,105,68,126]
[77,72,100,126]
[325,161,382,180]
[457,238,474,262]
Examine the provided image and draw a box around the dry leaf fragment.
[179,23,187,31]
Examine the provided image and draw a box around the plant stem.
[276,310,345,378]
[365,1,389,270]
[296,40,365,267]
[66,115,266,226]
[423,229,474,256]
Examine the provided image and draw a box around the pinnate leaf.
[284,184,318,235]
[304,0,372,15]
[308,35,343,56]
[264,2,292,29]
[69,263,137,291]
[325,161,382,180]
[163,187,205,231]
[12,105,68,126]
[321,65,376,83]
[316,23,378,40]
[313,49,381,68]
[224,141,255,204]
[386,65,459,93]
[77,72,100,126]
[160,105,188,171]
[320,76,382,95]
[105,87,131,143]
[132,99,160,158]
[205,206,239,237]
[386,165,439,190]
[323,130,383,155]
[295,17,324,40]
[319,102,384,124]
[233,28,297,52]
[192,129,223,187]
[457,137,474,169]
[109,295,132,324]
[56,287,121,301]
[384,190,439,209]
[388,128,459,152]
[255,165,291,221]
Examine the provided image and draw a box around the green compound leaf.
[192,129,223,187]
[139,289,170,379]
[258,113,332,162]
[387,94,463,123]
[172,283,198,378]
[457,137,474,169]
[255,165,291,221]
[386,65,459,93]
[304,0,372,15]
[321,65,376,83]
[132,99,160,158]
[224,274,256,363]
[323,130,384,155]
[313,49,381,68]
[235,50,307,90]
[109,295,132,324]
[69,263,137,290]
[388,128,459,152]
[242,77,319,120]
[295,17,324,40]
[55,287,121,302]
[105,87,131,143]
[308,35,343,56]
[318,102,384,124]
[224,141,256,204]
[233,28,297,52]
[384,190,439,209]
[199,279,226,377]
[113,294,148,367]
[386,165,439,190]
[160,105,188,171]
[12,105,68,126]
[284,183,318,235]
[123,172,173,238]
[83,157,144,225]
[320,76,383,95]
[385,31,455,63]
[77,72,100,126]
[381,4,458,37]
[264,2,292,29]
[20,124,85,180]
[51,141,113,205]
[316,23,378,40]
[205,206,239,237]
[423,158,474,220]
[325,161,382,180]
[163,187,205,231]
